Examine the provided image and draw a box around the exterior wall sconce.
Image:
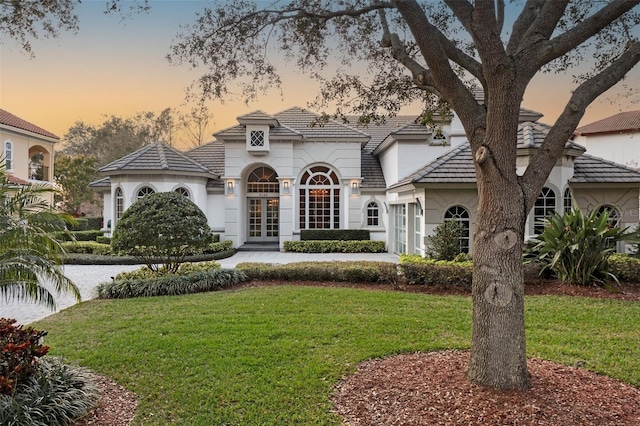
[283,181,290,194]
[227,181,234,194]
[351,181,359,195]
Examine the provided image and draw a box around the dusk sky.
[1,1,638,148]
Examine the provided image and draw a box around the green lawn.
[34,286,640,425]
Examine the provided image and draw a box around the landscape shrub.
[399,255,473,287]
[300,229,370,241]
[115,260,222,281]
[0,319,49,396]
[426,220,467,261]
[236,261,398,284]
[96,236,110,244]
[526,208,639,286]
[202,240,233,254]
[608,254,640,284]
[0,357,98,426]
[284,240,386,253]
[96,269,246,299]
[53,230,104,242]
[65,218,88,231]
[111,192,213,272]
[85,216,103,230]
[61,241,112,256]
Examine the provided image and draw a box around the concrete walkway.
[0,252,398,325]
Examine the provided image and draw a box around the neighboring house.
[0,109,59,204]
[573,110,640,169]
[91,105,640,254]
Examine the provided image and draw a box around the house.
[573,110,640,169]
[91,105,640,254]
[0,109,59,204]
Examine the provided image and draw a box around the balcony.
[29,165,50,182]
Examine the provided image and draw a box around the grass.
[33,286,640,425]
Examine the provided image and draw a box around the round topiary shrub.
[111,192,213,272]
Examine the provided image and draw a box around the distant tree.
[54,154,99,216]
[167,0,640,391]
[0,168,80,310]
[179,105,215,148]
[111,192,213,273]
[427,221,466,261]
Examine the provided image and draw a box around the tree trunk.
[467,160,530,390]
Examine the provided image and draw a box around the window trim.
[444,205,471,254]
[298,165,341,230]
[366,201,380,227]
[3,140,13,171]
[533,187,556,235]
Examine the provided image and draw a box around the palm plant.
[0,169,80,309]
[527,207,639,286]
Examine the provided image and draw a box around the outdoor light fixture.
[283,181,290,194]
[227,181,234,194]
[351,181,359,194]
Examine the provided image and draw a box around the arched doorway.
[246,166,279,242]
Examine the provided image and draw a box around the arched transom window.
[534,187,556,234]
[175,187,190,199]
[299,165,340,229]
[597,204,620,226]
[4,141,13,170]
[563,188,573,214]
[444,205,470,254]
[137,186,155,200]
[247,166,279,193]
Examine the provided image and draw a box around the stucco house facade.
[91,106,640,254]
[1,109,59,204]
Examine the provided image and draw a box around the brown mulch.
[73,279,640,425]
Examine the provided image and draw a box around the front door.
[247,197,279,242]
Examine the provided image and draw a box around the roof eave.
[0,124,60,142]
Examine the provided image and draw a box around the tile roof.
[571,154,640,183]
[237,110,279,122]
[343,116,417,153]
[88,176,111,188]
[6,175,31,185]
[215,107,370,141]
[0,109,60,139]
[517,121,585,152]
[360,152,386,189]
[575,110,640,135]
[98,142,214,175]
[185,141,225,188]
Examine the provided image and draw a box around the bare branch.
[507,0,546,55]
[444,0,474,34]
[496,0,505,35]
[520,40,640,209]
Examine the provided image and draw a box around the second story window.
[250,130,265,147]
[4,141,12,170]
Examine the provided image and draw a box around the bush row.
[63,249,237,265]
[300,229,370,240]
[236,261,398,284]
[284,240,386,253]
[97,269,246,299]
[115,260,222,281]
[608,254,640,283]
[54,230,105,242]
[61,240,234,258]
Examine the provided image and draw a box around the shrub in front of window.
[284,240,385,253]
[111,192,213,273]
[426,220,466,261]
[526,208,639,286]
[300,229,370,240]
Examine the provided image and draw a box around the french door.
[247,197,279,242]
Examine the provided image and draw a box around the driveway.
[1,252,399,325]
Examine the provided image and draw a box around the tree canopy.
[166,0,639,391]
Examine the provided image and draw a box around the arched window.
[597,204,620,226]
[175,187,190,199]
[534,187,556,234]
[444,205,470,254]
[563,188,573,214]
[299,165,340,229]
[367,202,379,226]
[137,186,155,200]
[247,166,279,193]
[115,188,124,221]
[4,141,12,170]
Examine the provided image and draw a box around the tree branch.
[525,0,639,71]
[506,0,546,55]
[496,0,505,35]
[520,41,640,210]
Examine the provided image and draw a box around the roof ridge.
[157,143,169,169]
[0,108,60,139]
[275,107,371,137]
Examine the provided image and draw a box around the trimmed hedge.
[96,236,111,244]
[61,241,112,256]
[115,260,222,281]
[236,261,398,284]
[54,230,104,242]
[609,254,640,284]
[284,240,386,253]
[300,229,370,241]
[399,254,473,287]
[202,240,233,254]
[96,269,246,299]
[63,249,237,265]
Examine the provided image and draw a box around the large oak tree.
[166,0,639,390]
